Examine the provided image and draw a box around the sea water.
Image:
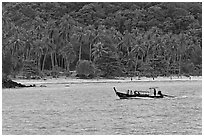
[2,80,202,135]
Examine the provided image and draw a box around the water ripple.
[2,81,202,135]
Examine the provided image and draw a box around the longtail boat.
[113,87,164,99]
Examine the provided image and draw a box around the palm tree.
[70,26,85,62]
[92,42,109,62]
[92,42,104,60]
[173,32,189,76]
[59,14,73,41]
[32,39,44,71]
[87,26,97,61]
[46,20,60,70]
[132,44,145,73]
[117,30,136,73]
[59,42,76,71]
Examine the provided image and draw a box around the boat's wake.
[129,97,154,100]
[175,95,188,99]
[165,95,188,100]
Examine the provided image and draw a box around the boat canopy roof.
[149,87,159,89]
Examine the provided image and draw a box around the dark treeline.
[2,2,202,79]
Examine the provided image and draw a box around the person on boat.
[154,88,157,96]
[158,91,163,97]
[130,90,133,95]
[127,90,129,95]
[134,91,138,95]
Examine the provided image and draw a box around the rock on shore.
[2,78,35,88]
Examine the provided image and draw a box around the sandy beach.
[12,76,202,86]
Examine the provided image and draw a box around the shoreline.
[12,76,202,86]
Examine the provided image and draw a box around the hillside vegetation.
[3,2,202,79]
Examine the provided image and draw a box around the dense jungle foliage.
[2,2,202,79]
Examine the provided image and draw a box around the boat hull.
[113,87,163,99]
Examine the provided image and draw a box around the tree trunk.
[42,49,47,71]
[59,55,61,67]
[27,49,29,60]
[23,50,26,60]
[64,58,69,71]
[27,46,32,60]
[89,43,92,61]
[51,53,55,70]
[146,49,150,63]
[166,58,170,76]
[79,44,82,61]
[63,57,65,69]
[54,52,58,67]
[66,60,70,72]
[178,54,182,77]
[134,54,139,73]
[146,43,152,63]
[60,56,63,68]
[37,54,41,71]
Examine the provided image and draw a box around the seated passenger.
[134,91,138,95]
[158,91,163,97]
[127,90,129,95]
